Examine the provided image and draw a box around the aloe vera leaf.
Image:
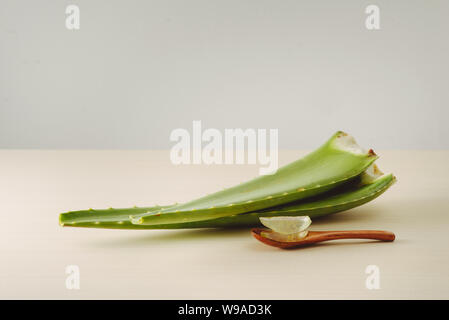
[59,174,395,229]
[130,131,378,226]
[60,132,377,229]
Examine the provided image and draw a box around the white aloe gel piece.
[260,216,312,242]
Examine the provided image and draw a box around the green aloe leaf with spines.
[129,131,378,226]
[59,131,394,230]
[59,173,395,229]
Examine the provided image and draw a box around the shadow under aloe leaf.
[89,227,250,248]
[310,208,381,226]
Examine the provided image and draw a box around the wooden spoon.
[251,228,395,249]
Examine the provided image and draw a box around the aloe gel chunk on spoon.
[260,216,312,242]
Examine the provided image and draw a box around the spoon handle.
[309,230,395,243]
[251,228,395,249]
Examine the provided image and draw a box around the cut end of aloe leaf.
[360,163,384,185]
[260,216,311,234]
[332,131,376,157]
[59,212,68,227]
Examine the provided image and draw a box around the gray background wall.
[1,0,448,149]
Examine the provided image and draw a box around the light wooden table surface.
[1,150,448,299]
